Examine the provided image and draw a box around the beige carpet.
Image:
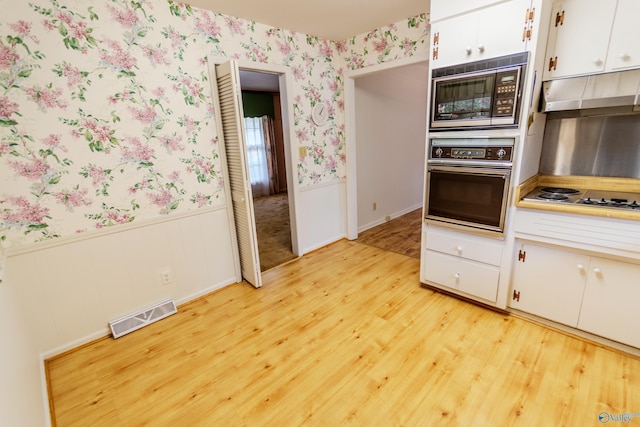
[253,193,297,271]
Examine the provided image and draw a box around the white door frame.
[343,54,429,240]
[209,57,301,259]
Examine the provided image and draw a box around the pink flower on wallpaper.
[276,40,292,57]
[153,86,166,99]
[1,196,50,224]
[192,193,209,208]
[87,165,108,186]
[180,115,197,134]
[291,66,304,81]
[142,43,171,66]
[330,136,341,147]
[0,142,11,155]
[128,105,157,124]
[194,158,214,177]
[9,20,32,37]
[121,137,155,162]
[326,156,337,171]
[54,188,92,209]
[100,40,137,71]
[328,80,339,94]
[166,27,183,48]
[195,11,222,39]
[335,41,348,53]
[25,85,67,110]
[107,3,140,29]
[224,16,245,36]
[96,210,132,228]
[148,189,173,208]
[168,171,182,182]
[0,95,19,118]
[350,55,365,69]
[401,38,415,54]
[295,129,309,142]
[61,63,83,88]
[319,40,333,58]
[8,158,50,180]
[0,41,19,69]
[159,134,184,152]
[372,39,388,53]
[43,134,67,153]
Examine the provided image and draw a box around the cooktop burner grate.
[540,187,580,194]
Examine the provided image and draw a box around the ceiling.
[182,0,429,41]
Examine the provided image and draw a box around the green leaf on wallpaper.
[27,223,49,230]
[88,7,98,21]
[137,29,148,38]
[0,119,18,127]
[58,23,68,36]
[139,161,154,167]
[48,176,61,185]
[67,37,81,50]
[84,130,93,142]
[119,70,136,78]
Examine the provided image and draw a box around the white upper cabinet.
[430,0,505,22]
[430,0,536,68]
[544,0,640,79]
[605,0,640,71]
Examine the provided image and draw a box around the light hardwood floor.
[46,240,639,426]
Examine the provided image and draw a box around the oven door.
[425,165,511,233]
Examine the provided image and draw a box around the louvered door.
[215,61,262,288]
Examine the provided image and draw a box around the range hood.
[541,69,640,112]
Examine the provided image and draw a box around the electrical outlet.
[298,146,307,157]
[385,215,391,221]
[160,270,172,286]
[372,202,377,211]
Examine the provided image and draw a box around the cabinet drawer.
[425,227,503,266]
[423,250,499,302]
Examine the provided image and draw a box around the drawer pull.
[454,273,461,280]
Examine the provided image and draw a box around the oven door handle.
[428,165,511,178]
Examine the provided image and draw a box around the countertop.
[514,175,640,221]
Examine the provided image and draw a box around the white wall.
[0,274,47,427]
[296,182,347,252]
[355,62,429,232]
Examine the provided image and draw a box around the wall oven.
[425,137,514,234]
[430,52,528,130]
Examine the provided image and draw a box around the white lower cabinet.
[510,241,640,348]
[578,257,640,349]
[421,226,503,303]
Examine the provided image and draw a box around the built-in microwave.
[430,52,528,130]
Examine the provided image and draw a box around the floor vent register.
[109,299,177,339]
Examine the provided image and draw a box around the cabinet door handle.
[454,273,461,280]
[592,58,603,66]
[593,267,602,274]
[456,246,463,254]
[619,53,630,61]
[477,44,485,53]
[465,46,473,55]
[577,264,584,271]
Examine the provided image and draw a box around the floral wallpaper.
[0,0,429,249]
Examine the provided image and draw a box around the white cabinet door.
[475,0,532,61]
[430,0,504,22]
[543,0,617,79]
[431,0,533,68]
[509,243,588,327]
[605,0,640,71]
[430,12,479,67]
[578,257,640,348]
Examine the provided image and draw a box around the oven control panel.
[431,145,513,161]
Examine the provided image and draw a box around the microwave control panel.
[492,70,520,117]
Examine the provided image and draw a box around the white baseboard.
[358,203,422,234]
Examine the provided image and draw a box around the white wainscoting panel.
[297,181,347,253]
[5,207,238,358]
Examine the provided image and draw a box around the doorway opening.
[345,58,429,259]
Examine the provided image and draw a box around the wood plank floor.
[46,240,640,426]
